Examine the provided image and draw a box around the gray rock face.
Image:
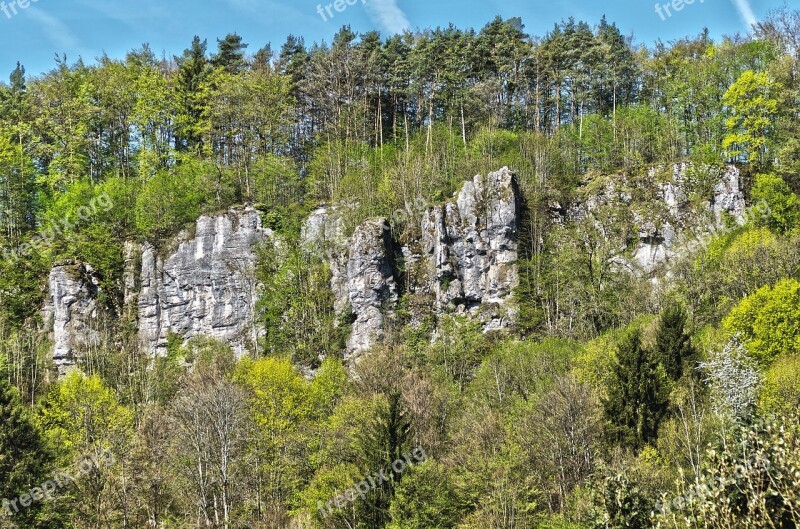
[305,168,521,359]
[413,168,519,329]
[42,264,102,375]
[342,219,399,359]
[137,206,270,356]
[637,163,745,273]
[46,171,521,369]
[574,163,746,275]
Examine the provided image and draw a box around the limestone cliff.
[45,164,741,370]
[567,163,747,275]
[135,206,270,356]
[304,168,521,361]
[42,263,102,375]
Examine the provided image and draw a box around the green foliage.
[0,250,47,327]
[35,372,133,526]
[750,172,800,233]
[423,315,491,391]
[387,461,463,529]
[759,353,800,415]
[235,357,314,515]
[37,371,133,460]
[0,376,53,527]
[256,235,346,366]
[723,278,800,364]
[3,12,800,529]
[604,329,668,450]
[134,159,221,240]
[653,415,800,528]
[589,471,654,529]
[722,70,781,166]
[653,305,696,382]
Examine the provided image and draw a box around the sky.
[0,0,788,78]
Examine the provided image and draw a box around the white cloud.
[364,0,411,35]
[730,0,758,31]
[26,8,81,51]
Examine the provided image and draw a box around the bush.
[751,172,800,233]
[723,278,800,364]
[652,415,800,528]
[760,354,800,416]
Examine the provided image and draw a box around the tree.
[653,415,800,528]
[750,172,800,233]
[700,339,761,423]
[653,305,696,382]
[212,33,248,74]
[175,36,212,152]
[37,372,134,528]
[387,461,462,529]
[722,70,780,166]
[235,357,311,525]
[169,370,250,528]
[723,278,800,364]
[356,391,413,529]
[0,375,53,527]
[517,374,602,511]
[604,329,667,449]
[255,236,345,366]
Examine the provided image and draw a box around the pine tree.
[212,33,249,74]
[604,329,667,450]
[175,36,211,151]
[654,305,697,382]
[0,375,53,526]
[252,44,273,71]
[358,391,412,528]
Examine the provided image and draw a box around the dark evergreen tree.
[252,43,273,71]
[655,304,697,382]
[358,391,412,528]
[604,329,667,450]
[276,34,309,95]
[212,33,249,74]
[0,375,53,526]
[175,36,211,151]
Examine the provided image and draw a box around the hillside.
[1,9,800,529]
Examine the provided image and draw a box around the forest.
[1,6,800,528]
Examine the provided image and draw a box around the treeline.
[1,7,800,529]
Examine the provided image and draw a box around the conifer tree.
[604,329,667,449]
[655,304,697,382]
[212,33,249,74]
[0,375,53,526]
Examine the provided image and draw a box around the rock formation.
[42,263,102,375]
[136,206,271,356]
[304,167,521,360]
[568,163,747,275]
[411,168,519,330]
[47,163,745,370]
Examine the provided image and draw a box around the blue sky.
[0,0,787,78]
